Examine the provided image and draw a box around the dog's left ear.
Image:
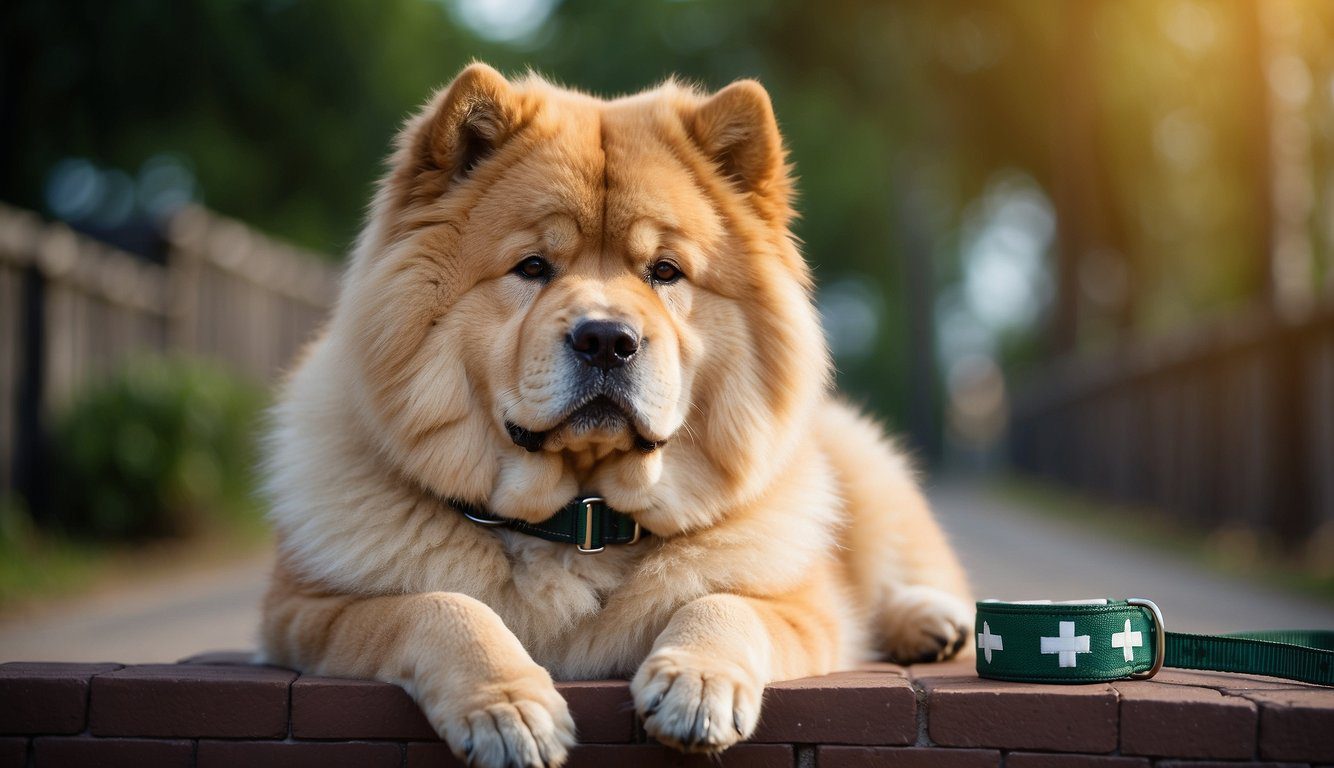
[689,80,792,222]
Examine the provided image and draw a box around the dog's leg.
[629,586,841,754]
[814,400,974,664]
[262,573,575,768]
[862,473,974,665]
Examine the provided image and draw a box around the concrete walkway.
[0,553,270,663]
[934,483,1334,634]
[0,483,1330,663]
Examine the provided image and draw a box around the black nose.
[568,320,640,371]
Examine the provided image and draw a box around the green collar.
[450,496,646,554]
[974,598,1334,686]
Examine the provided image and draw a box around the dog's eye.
[513,255,551,281]
[650,260,683,284]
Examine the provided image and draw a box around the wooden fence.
[1008,299,1334,546]
[0,203,339,499]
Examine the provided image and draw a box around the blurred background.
[1,0,1332,661]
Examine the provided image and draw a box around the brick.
[751,669,915,745]
[565,743,792,767]
[415,736,794,766]
[406,741,465,768]
[1113,679,1255,758]
[1006,754,1150,768]
[1237,687,1334,762]
[33,736,192,768]
[0,738,26,768]
[1152,669,1301,691]
[907,659,975,680]
[176,649,260,666]
[0,662,121,734]
[816,745,999,767]
[557,680,634,743]
[1157,757,1301,762]
[90,663,295,738]
[920,673,1118,752]
[293,675,635,743]
[850,662,912,674]
[292,675,435,740]
[197,740,402,768]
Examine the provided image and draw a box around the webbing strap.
[1165,630,1334,684]
[450,497,645,553]
[974,599,1334,686]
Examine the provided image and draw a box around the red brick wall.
[1,654,1331,767]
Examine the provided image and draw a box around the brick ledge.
[1,654,1331,766]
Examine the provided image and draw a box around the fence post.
[0,206,40,498]
[1270,325,1312,544]
[165,206,207,355]
[10,215,48,516]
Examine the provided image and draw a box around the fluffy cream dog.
[260,63,972,768]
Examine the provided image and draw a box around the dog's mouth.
[566,396,631,432]
[506,395,661,454]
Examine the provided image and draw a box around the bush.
[46,357,266,540]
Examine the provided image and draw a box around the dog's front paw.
[432,671,576,768]
[880,584,974,664]
[630,648,762,754]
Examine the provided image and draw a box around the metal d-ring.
[1126,597,1166,680]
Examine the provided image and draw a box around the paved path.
[933,483,1334,634]
[0,553,270,663]
[0,483,1330,662]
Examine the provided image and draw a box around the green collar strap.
[975,598,1334,686]
[451,496,645,554]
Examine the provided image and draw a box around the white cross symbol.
[1111,619,1143,662]
[1040,621,1091,668]
[977,622,1004,663]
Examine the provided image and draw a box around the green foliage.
[6,0,1334,454]
[46,358,266,540]
[0,490,109,607]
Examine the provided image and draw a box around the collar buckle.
[577,496,606,554]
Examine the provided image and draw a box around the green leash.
[974,598,1334,686]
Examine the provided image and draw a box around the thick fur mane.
[260,66,972,768]
[276,72,829,539]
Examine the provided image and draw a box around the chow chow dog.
[261,63,972,767]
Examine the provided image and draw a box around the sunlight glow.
[447,0,556,43]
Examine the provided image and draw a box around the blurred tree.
[0,0,515,252]
[4,0,1333,460]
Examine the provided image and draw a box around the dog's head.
[334,64,829,534]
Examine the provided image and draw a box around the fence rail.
[1009,299,1334,546]
[166,207,339,382]
[0,202,339,499]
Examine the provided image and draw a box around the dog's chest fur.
[500,530,637,612]
[494,530,655,667]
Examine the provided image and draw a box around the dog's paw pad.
[438,680,575,768]
[631,650,761,754]
[880,585,974,664]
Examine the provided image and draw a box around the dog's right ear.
[425,63,520,178]
[393,63,521,204]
